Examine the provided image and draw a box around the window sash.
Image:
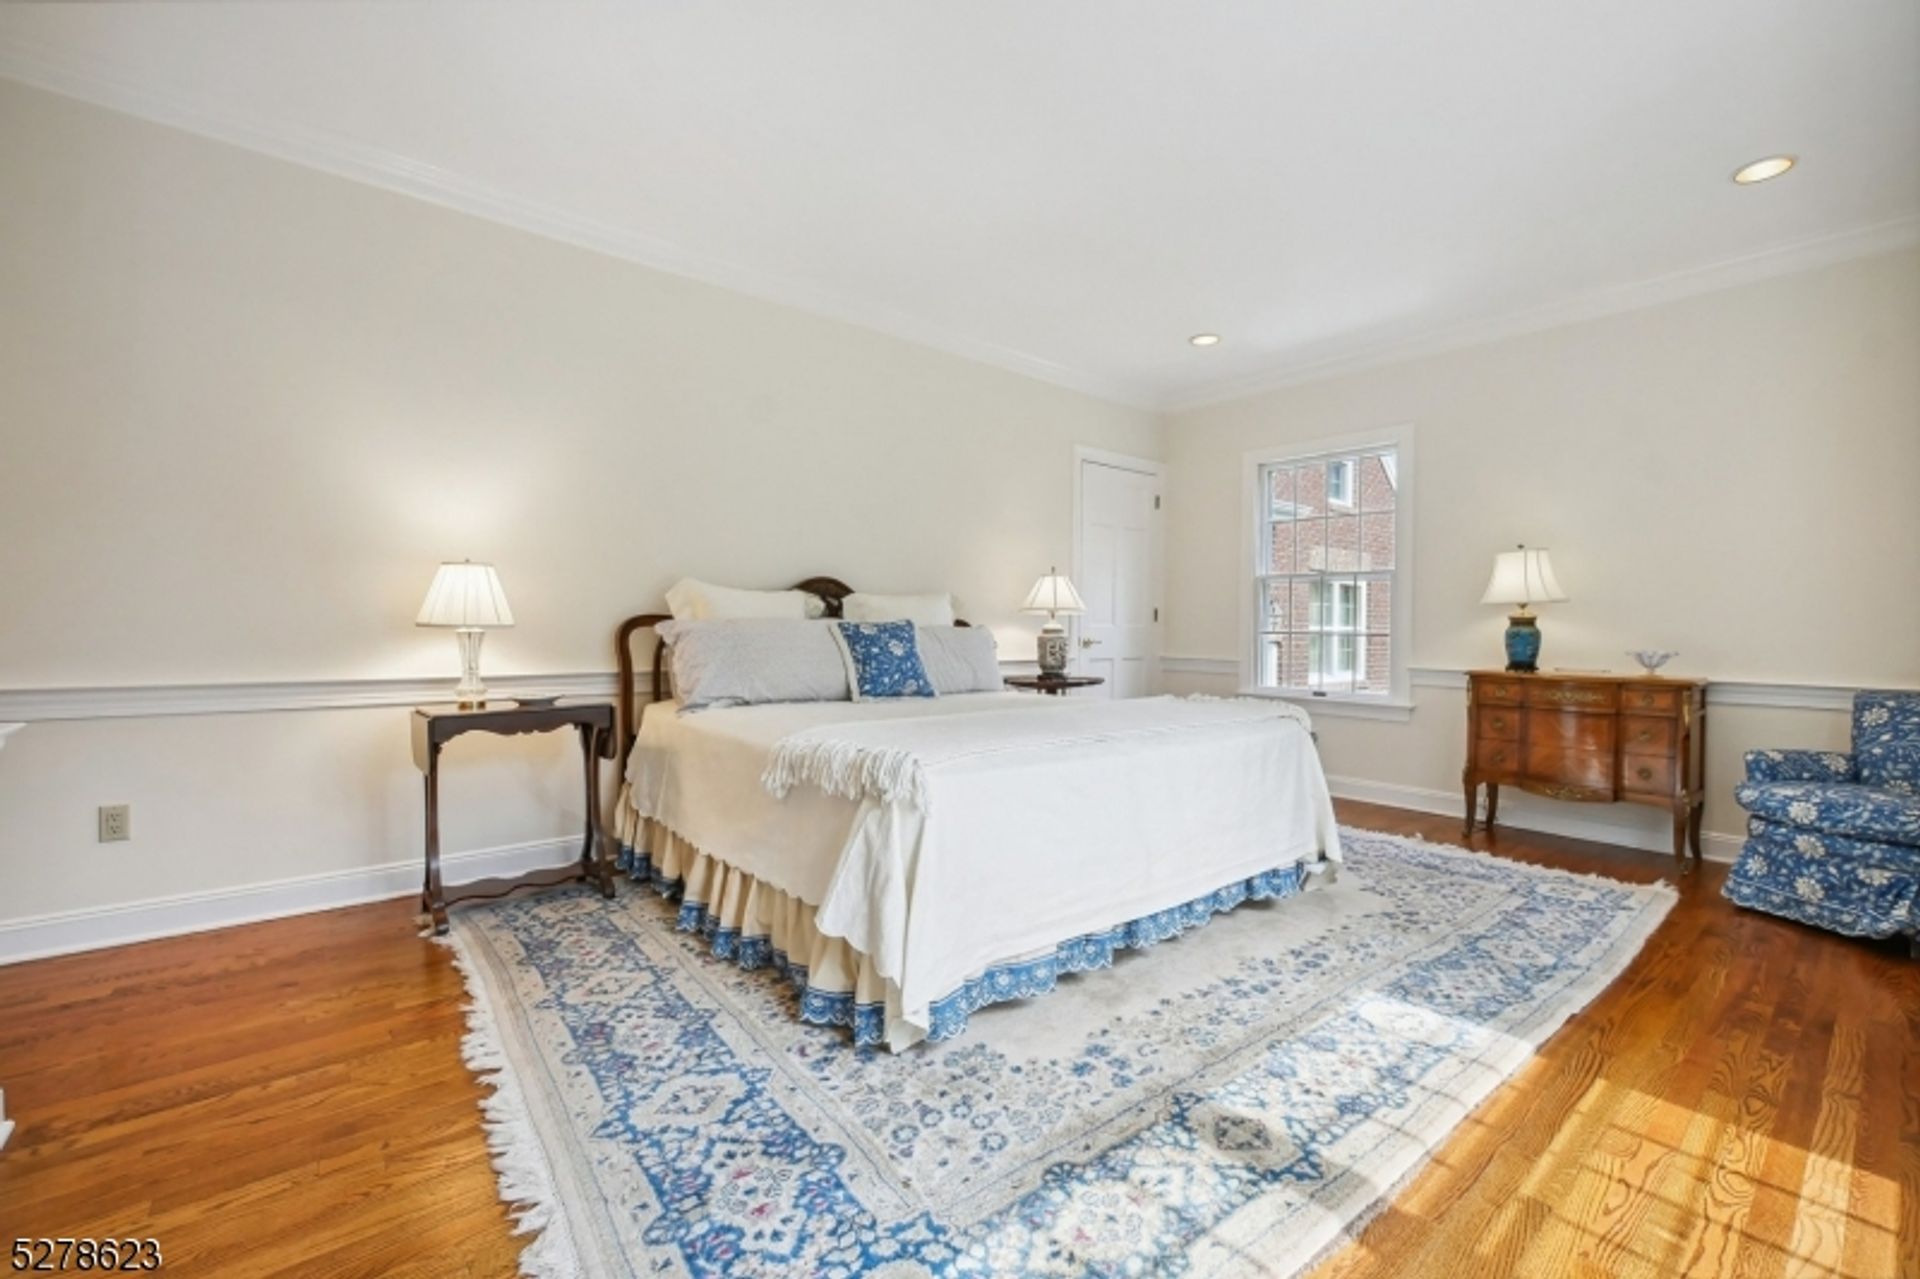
[1255,444,1399,698]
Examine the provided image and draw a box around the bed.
[613,576,1341,1050]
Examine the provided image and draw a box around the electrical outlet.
[98,804,130,842]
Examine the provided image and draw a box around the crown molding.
[0,44,1158,412]
[5,42,1914,420]
[1165,215,1920,413]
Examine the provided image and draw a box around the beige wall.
[4,74,1915,954]
[1162,246,1920,853]
[0,81,1160,945]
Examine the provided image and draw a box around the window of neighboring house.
[1325,458,1355,508]
[1247,430,1413,705]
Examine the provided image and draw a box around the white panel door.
[1075,456,1160,697]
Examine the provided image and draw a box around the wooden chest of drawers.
[1463,671,1708,869]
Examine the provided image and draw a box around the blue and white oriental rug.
[447,829,1674,1278]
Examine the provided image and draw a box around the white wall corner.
[0,725,18,1148]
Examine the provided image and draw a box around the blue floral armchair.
[1723,691,1920,948]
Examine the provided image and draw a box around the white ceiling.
[2,1,1915,409]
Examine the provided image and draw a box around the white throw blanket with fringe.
[761,694,1338,1047]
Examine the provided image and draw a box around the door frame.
[1071,445,1165,683]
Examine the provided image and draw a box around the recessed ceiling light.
[1732,155,1796,185]
[1189,333,1221,347]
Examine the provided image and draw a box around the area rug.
[446,828,1676,1278]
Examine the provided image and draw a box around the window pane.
[1303,580,1326,630]
[1267,466,1297,520]
[1261,579,1289,631]
[1326,457,1358,508]
[1359,452,1396,512]
[1295,463,1326,515]
[1324,512,1360,572]
[1315,635,1354,693]
[1360,512,1395,570]
[1259,633,1288,687]
[1289,580,1315,634]
[1364,577,1393,634]
[1265,520,1294,575]
[1358,635,1392,694]
[1295,516,1327,573]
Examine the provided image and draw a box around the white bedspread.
[626,692,1339,1047]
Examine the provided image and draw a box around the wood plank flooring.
[1,800,1913,1277]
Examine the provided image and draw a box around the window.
[1245,429,1413,708]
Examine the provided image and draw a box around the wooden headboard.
[613,576,967,772]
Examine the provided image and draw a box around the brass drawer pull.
[1635,765,1654,781]
[1635,729,1653,742]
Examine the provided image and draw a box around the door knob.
[1079,637,1098,648]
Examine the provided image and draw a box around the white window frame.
[1239,424,1416,721]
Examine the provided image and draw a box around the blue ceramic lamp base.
[1504,613,1543,673]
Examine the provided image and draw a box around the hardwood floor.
[1,801,1913,1277]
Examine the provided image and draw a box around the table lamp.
[417,560,515,706]
[1021,568,1086,676]
[1480,545,1567,673]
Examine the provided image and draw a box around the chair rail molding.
[1158,657,1867,713]
[0,658,1048,723]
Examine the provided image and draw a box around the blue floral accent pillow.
[831,620,936,701]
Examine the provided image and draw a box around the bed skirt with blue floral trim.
[613,809,1318,1048]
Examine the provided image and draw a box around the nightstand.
[1005,674,1106,696]
[411,700,618,933]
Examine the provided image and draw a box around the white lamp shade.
[416,561,515,628]
[1480,547,1568,607]
[1021,572,1086,617]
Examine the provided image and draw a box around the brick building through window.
[1251,443,1403,699]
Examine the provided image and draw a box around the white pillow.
[665,578,826,621]
[916,626,1002,694]
[843,591,956,626]
[655,619,848,711]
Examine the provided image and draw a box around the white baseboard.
[1328,773,1741,863]
[0,836,585,966]
[0,775,1738,969]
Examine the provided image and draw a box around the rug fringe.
[438,932,583,1279]
[1368,827,1684,899]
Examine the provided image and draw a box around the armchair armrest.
[1744,749,1855,784]
[1857,741,1920,795]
